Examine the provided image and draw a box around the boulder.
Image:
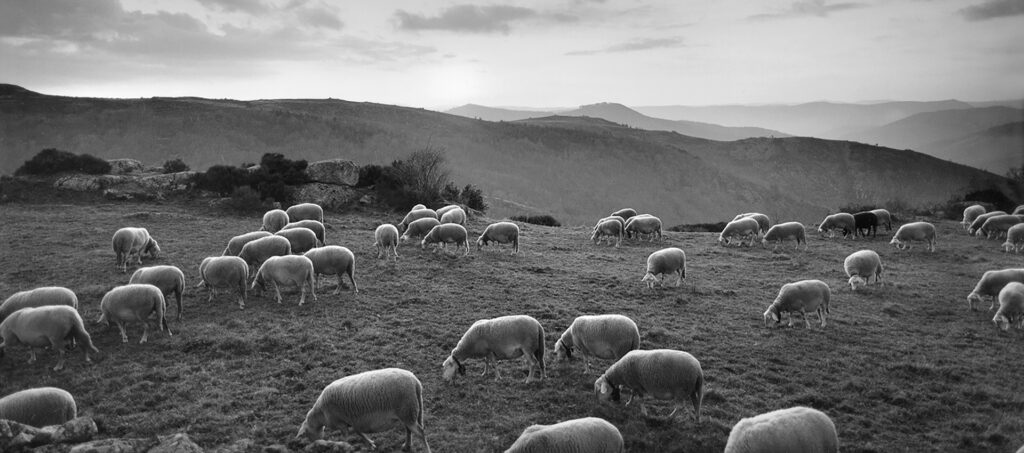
[150,433,203,453]
[305,160,359,186]
[0,417,97,451]
[292,183,360,210]
[54,175,130,191]
[68,437,156,453]
[107,159,145,175]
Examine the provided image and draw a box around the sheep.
[410,204,427,211]
[889,221,936,252]
[374,224,400,261]
[641,248,686,289]
[1003,223,1024,253]
[0,305,98,371]
[197,256,249,310]
[594,215,625,230]
[477,222,521,255]
[993,282,1024,331]
[844,250,883,291]
[591,218,624,247]
[286,202,324,223]
[252,255,317,306]
[852,211,878,238]
[111,227,160,273]
[435,204,461,217]
[98,284,171,344]
[223,231,273,256]
[553,314,640,373]
[0,286,79,324]
[624,215,662,241]
[400,218,441,242]
[761,222,807,250]
[763,280,831,329]
[977,214,1022,240]
[733,213,771,234]
[817,213,855,239]
[610,208,637,221]
[723,406,838,453]
[304,246,358,295]
[128,265,186,320]
[1014,205,1024,215]
[966,268,1024,311]
[238,235,292,268]
[421,224,470,256]
[594,349,703,422]
[261,209,289,233]
[871,208,893,231]
[0,387,77,428]
[504,417,623,453]
[399,209,438,233]
[296,368,430,453]
[719,217,760,247]
[621,214,652,239]
[439,206,467,226]
[442,315,545,383]
[962,204,986,230]
[275,227,319,254]
[968,211,1007,236]
[283,219,327,246]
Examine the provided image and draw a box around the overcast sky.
[1,0,1022,109]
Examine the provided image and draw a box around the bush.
[459,184,487,212]
[375,148,451,210]
[196,165,250,196]
[249,153,308,205]
[356,164,383,188]
[669,222,727,233]
[511,214,561,227]
[221,186,267,213]
[837,204,877,214]
[15,148,112,176]
[162,158,190,173]
[963,188,1016,213]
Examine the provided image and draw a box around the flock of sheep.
[2,199,1024,452]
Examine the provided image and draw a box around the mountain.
[0,85,1013,225]
[924,122,1024,174]
[446,104,552,122]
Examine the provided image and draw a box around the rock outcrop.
[304,159,358,187]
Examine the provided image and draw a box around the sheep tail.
[535,324,545,377]
[71,312,99,354]
[692,370,704,421]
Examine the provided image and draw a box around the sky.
[1,0,1022,109]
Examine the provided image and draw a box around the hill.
[925,122,1024,173]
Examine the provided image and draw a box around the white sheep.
[993,282,1024,331]
[99,283,171,344]
[1014,205,1024,215]
[871,208,893,231]
[0,305,98,371]
[761,222,807,250]
[843,250,883,291]
[421,224,470,256]
[477,222,521,255]
[442,315,545,383]
[304,246,358,295]
[591,218,624,247]
[977,214,1022,240]
[439,206,467,226]
[400,218,441,242]
[296,368,430,452]
[610,208,637,221]
[411,204,427,211]
[111,227,160,273]
[621,214,652,239]
[374,224,400,261]
[889,221,936,252]
[282,219,327,246]
[261,209,289,233]
[967,268,1024,311]
[553,314,640,373]
[1002,223,1024,253]
[719,217,760,247]
[399,209,438,232]
[197,256,249,310]
[817,213,855,239]
[733,213,771,234]
[641,248,686,289]
[763,279,831,329]
[275,227,319,254]
[504,417,623,453]
[962,204,986,230]
[723,406,838,453]
[968,211,1007,236]
[435,204,461,217]
[0,387,77,428]
[624,215,662,241]
[252,255,317,306]
[238,235,293,268]
[594,349,704,421]
[286,202,324,223]
[128,265,186,320]
[594,215,625,231]
[0,286,79,323]
[223,231,273,256]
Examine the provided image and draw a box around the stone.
[304,439,355,453]
[304,159,359,186]
[106,159,145,175]
[150,433,203,453]
[68,437,155,453]
[291,183,360,210]
[54,175,129,191]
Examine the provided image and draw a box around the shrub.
[837,204,878,214]
[221,186,267,213]
[511,214,561,227]
[247,153,309,205]
[162,158,190,173]
[196,165,250,196]
[375,148,451,210]
[15,148,112,176]
[356,164,383,188]
[669,222,727,233]
[459,184,487,212]
[963,188,1016,213]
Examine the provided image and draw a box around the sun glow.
[424,64,484,107]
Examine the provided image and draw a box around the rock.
[291,183,360,210]
[211,439,254,453]
[305,160,359,186]
[304,440,355,453]
[54,175,130,192]
[68,437,156,453]
[136,172,198,192]
[358,193,376,206]
[150,433,203,453]
[107,159,145,175]
[0,417,97,451]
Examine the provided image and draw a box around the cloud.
[749,0,867,20]
[566,37,685,56]
[196,0,270,15]
[959,0,1024,21]
[394,4,575,33]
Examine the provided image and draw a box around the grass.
[1,200,1023,452]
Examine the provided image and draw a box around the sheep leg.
[349,272,359,294]
[140,321,149,344]
[114,321,128,343]
[274,282,283,304]
[819,308,827,328]
[356,432,377,450]
[53,346,66,371]
[27,348,38,364]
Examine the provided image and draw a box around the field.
[2,199,1023,452]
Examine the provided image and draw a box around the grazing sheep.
[624,215,662,241]
[962,204,987,230]
[592,218,624,247]
[554,314,640,373]
[993,282,1024,331]
[967,268,1024,311]
[421,224,470,256]
[1003,224,1024,253]
[0,387,77,428]
[197,256,249,310]
[968,211,1007,236]
[276,227,319,254]
[641,248,686,289]
[435,204,461,217]
[442,315,545,383]
[761,222,807,250]
[844,250,883,290]
[853,211,878,238]
[977,214,1022,240]
[0,287,79,324]
[111,227,160,272]
[763,280,831,329]
[610,208,637,221]
[399,209,438,233]
[594,349,703,422]
[297,368,430,453]
[286,202,324,223]
[252,255,317,306]
[411,204,427,211]
[261,209,289,233]
[128,265,186,320]
[723,406,838,453]
[1014,205,1024,215]
[733,213,771,234]
[283,220,327,246]
[439,207,467,226]
[374,224,400,261]
[99,284,170,344]
[0,306,98,371]
[477,222,521,255]
[594,215,625,230]
[304,246,358,295]
[817,213,855,239]
[400,218,441,242]
[889,222,936,252]
[871,208,893,232]
[238,235,292,268]
[504,417,623,453]
[223,231,273,256]
[719,217,760,247]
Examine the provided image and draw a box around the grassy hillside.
[926,122,1024,174]
[2,198,1023,452]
